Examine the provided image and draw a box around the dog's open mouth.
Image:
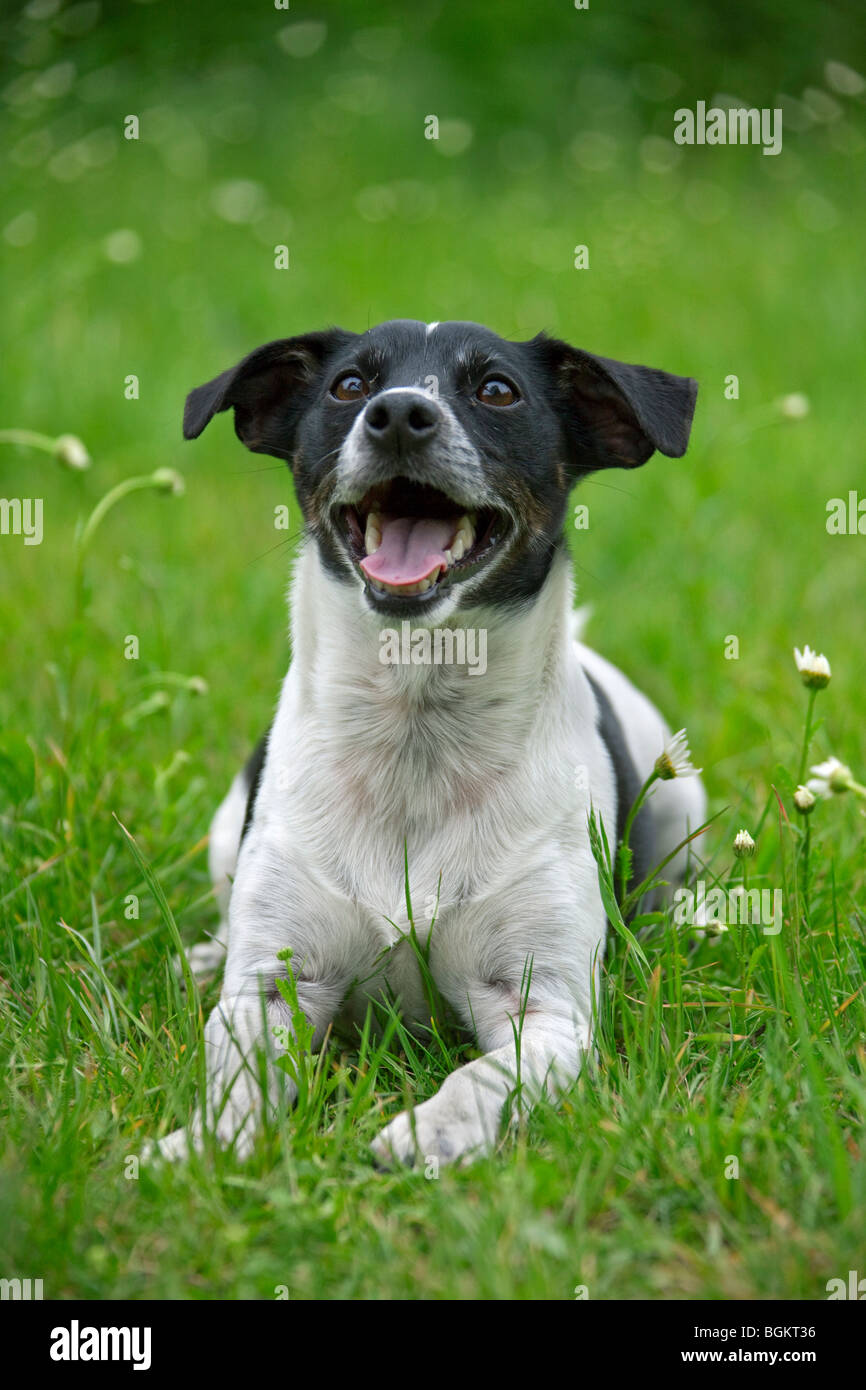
[339,479,507,601]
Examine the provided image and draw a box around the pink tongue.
[360,515,455,587]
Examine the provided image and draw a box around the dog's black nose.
[364,391,441,451]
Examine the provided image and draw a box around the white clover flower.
[733,829,756,858]
[54,434,91,470]
[777,393,810,420]
[793,785,816,814]
[151,467,185,496]
[794,645,831,689]
[807,756,855,798]
[654,729,701,781]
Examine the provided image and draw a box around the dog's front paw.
[142,1125,198,1163]
[371,1092,492,1170]
[172,936,227,986]
[186,938,227,979]
[143,1107,258,1165]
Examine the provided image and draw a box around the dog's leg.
[156,850,366,1161]
[154,991,284,1161]
[154,957,348,1161]
[370,986,591,1169]
[154,978,334,1162]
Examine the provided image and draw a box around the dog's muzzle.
[329,391,511,607]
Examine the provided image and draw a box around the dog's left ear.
[183,328,356,459]
[534,335,698,470]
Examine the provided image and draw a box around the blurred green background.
[1,0,865,865]
[2,0,866,1305]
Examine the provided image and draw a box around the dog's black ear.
[534,335,698,470]
[183,329,356,458]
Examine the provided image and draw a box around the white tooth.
[365,512,382,555]
[370,573,439,597]
[442,549,452,566]
[449,514,475,564]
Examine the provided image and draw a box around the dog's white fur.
[158,538,704,1165]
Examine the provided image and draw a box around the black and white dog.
[156,318,704,1165]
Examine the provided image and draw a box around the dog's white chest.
[221,551,627,1038]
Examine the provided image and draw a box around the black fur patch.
[584,671,655,905]
[240,726,270,844]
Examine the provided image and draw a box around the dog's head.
[184,319,697,617]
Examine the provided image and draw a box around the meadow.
[1,0,864,1299]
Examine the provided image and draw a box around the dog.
[155,318,705,1166]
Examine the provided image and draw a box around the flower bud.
[151,468,185,496]
[794,645,831,689]
[733,829,756,858]
[793,785,816,814]
[54,434,91,470]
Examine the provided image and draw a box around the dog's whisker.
[244,531,306,567]
[580,477,639,499]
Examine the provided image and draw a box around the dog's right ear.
[530,334,698,471]
[184,329,357,459]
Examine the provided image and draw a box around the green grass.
[1,0,865,1300]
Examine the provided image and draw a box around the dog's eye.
[477,377,518,406]
[331,373,369,402]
